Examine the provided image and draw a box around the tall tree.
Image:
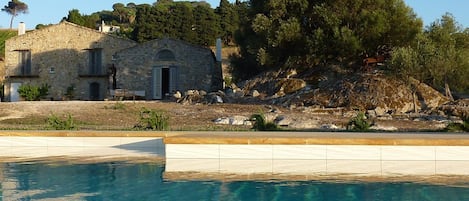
[194,4,221,46]
[113,3,128,23]
[2,0,28,29]
[216,0,239,45]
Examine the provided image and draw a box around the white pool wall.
[166,144,469,175]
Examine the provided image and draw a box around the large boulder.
[309,74,450,114]
[439,99,469,118]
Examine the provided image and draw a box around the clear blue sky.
[1,0,468,30]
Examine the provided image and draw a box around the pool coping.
[1,131,469,146]
[163,131,469,146]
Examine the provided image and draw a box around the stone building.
[3,22,222,101]
[113,38,223,99]
[3,21,136,101]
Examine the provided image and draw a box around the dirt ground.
[0,101,264,130]
[0,101,448,131]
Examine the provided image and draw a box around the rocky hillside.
[238,67,451,116]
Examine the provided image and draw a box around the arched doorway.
[152,50,178,99]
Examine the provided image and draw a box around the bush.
[251,113,279,131]
[347,112,371,131]
[135,108,169,131]
[445,116,469,132]
[18,83,49,101]
[46,113,76,130]
[65,84,75,100]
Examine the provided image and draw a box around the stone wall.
[4,22,136,101]
[114,38,222,99]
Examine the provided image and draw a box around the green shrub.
[347,112,371,131]
[445,116,469,132]
[46,113,76,130]
[104,101,126,110]
[251,113,279,131]
[65,84,75,100]
[135,108,169,131]
[18,83,49,101]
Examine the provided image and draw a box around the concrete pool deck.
[2,131,469,176]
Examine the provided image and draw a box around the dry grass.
[0,101,447,131]
[0,101,262,130]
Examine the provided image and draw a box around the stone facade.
[113,38,222,99]
[3,22,222,101]
[3,22,136,101]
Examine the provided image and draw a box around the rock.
[376,114,393,120]
[374,106,387,116]
[439,99,469,118]
[276,78,306,94]
[320,124,340,130]
[274,116,290,127]
[184,90,198,96]
[366,110,377,118]
[251,90,260,97]
[370,125,398,131]
[210,94,223,104]
[413,78,450,109]
[213,116,251,126]
[234,90,244,97]
[274,115,320,129]
[230,115,252,126]
[230,83,240,91]
[343,111,358,118]
[173,91,182,99]
[198,90,207,96]
[213,117,230,124]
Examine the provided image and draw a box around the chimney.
[18,22,26,35]
[100,20,105,32]
[216,38,222,62]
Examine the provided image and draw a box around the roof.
[6,21,135,43]
[115,37,215,55]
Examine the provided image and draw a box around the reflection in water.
[1,161,469,201]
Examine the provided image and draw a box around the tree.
[112,3,126,23]
[2,0,28,29]
[232,0,422,80]
[132,2,221,46]
[216,0,239,45]
[67,9,85,26]
[390,13,469,95]
[193,4,220,46]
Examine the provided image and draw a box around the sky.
[0,0,468,30]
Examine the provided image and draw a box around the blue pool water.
[2,160,469,201]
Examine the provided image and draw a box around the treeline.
[50,0,244,47]
[38,0,468,93]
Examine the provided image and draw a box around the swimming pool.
[2,134,469,200]
[2,159,469,201]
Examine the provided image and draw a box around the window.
[18,50,32,75]
[88,49,102,75]
[157,50,175,61]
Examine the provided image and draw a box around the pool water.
[2,160,469,201]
